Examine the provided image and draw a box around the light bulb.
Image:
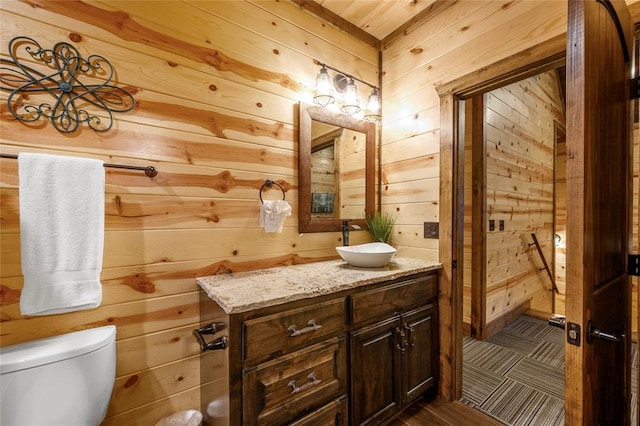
[313,66,334,107]
[340,78,361,115]
[364,88,380,122]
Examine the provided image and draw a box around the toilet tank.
[0,325,116,426]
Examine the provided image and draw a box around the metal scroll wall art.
[0,36,135,133]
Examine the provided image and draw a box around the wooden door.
[350,317,401,425]
[565,1,633,424]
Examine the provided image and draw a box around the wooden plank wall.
[311,146,336,193]
[0,1,377,424]
[484,71,562,325]
[339,128,367,219]
[380,1,568,259]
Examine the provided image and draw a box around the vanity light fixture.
[313,61,380,122]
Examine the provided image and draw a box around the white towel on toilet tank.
[259,200,291,233]
[18,153,105,316]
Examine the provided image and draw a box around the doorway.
[462,70,565,341]
[437,23,638,425]
[457,66,568,425]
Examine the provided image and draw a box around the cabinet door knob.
[405,324,416,347]
[396,326,407,352]
[288,319,323,337]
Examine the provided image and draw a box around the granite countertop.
[196,257,442,314]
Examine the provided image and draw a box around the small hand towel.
[18,153,105,316]
[259,200,292,233]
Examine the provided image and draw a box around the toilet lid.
[0,325,116,374]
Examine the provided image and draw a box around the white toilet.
[0,325,117,426]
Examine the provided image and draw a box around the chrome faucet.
[342,220,350,246]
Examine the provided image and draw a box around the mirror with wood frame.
[298,102,375,233]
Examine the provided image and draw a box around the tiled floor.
[461,315,638,425]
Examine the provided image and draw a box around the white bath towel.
[259,200,292,233]
[18,153,105,316]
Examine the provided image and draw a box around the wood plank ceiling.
[313,0,438,39]
[293,0,438,46]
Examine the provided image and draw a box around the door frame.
[435,34,566,401]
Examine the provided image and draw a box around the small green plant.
[365,211,396,244]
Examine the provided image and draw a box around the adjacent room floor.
[461,315,638,425]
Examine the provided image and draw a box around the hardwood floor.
[388,397,503,426]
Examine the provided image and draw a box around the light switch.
[423,222,439,239]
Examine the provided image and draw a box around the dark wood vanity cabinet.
[200,269,438,426]
[349,274,438,426]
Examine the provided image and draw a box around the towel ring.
[260,179,286,203]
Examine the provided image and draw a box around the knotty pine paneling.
[381,1,567,261]
[484,71,562,326]
[0,1,377,424]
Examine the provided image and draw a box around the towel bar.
[0,153,158,178]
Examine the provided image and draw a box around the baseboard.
[485,300,531,338]
[524,308,554,321]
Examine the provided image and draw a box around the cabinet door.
[349,316,402,426]
[401,304,437,404]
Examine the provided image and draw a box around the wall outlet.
[424,222,439,239]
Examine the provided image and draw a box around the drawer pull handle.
[288,319,322,337]
[287,372,322,394]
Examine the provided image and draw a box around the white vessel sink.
[336,242,397,268]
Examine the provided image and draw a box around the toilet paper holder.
[193,323,227,352]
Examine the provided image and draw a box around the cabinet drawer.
[289,396,348,426]
[243,298,345,363]
[243,337,347,426]
[350,273,437,324]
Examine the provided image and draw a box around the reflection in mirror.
[299,103,375,233]
[310,122,367,219]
